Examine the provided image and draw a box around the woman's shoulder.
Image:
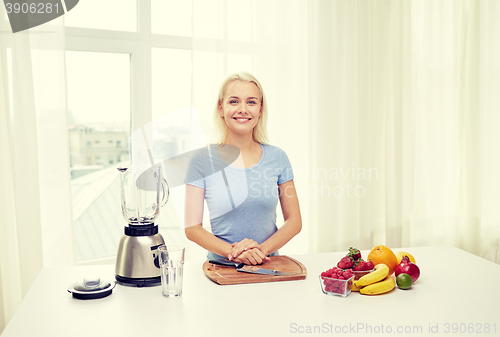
[189,144,241,172]
[260,144,292,169]
[261,143,288,157]
[187,146,211,164]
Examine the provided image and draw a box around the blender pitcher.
[118,165,169,224]
[115,164,169,287]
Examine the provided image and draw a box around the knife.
[208,259,295,276]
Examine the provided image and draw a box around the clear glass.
[64,0,137,32]
[158,245,185,298]
[118,165,168,224]
[319,275,354,297]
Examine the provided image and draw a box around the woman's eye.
[248,100,256,104]
[229,100,238,104]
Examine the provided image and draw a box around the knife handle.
[209,259,245,269]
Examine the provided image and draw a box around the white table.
[2,246,500,337]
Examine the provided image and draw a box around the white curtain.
[308,0,500,258]
[190,0,500,260]
[0,13,72,332]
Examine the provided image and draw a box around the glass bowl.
[353,269,375,280]
[319,275,355,297]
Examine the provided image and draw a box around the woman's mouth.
[233,117,251,123]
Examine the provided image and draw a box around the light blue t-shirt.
[185,144,294,259]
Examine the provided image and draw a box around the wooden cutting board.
[202,255,307,285]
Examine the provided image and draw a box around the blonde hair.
[213,72,269,145]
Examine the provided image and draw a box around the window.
[65,2,255,263]
[65,2,191,263]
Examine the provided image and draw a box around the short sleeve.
[184,149,207,189]
[277,149,294,185]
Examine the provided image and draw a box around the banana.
[354,263,389,287]
[351,282,363,292]
[359,275,395,295]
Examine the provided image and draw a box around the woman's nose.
[238,104,248,114]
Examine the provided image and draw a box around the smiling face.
[218,80,262,140]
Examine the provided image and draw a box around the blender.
[115,164,169,287]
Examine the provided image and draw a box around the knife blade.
[208,259,294,276]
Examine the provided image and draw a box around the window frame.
[65,1,194,134]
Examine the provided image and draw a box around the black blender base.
[115,275,161,287]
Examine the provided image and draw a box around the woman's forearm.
[259,179,302,256]
[259,215,302,256]
[185,225,233,258]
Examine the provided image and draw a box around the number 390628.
[5,2,60,14]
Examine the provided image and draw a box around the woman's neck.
[222,133,262,168]
[223,133,259,153]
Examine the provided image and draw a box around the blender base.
[115,274,161,287]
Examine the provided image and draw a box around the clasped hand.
[228,238,270,265]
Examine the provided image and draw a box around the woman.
[184,72,301,265]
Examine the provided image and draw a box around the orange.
[367,245,398,276]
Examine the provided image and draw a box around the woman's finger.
[230,239,259,258]
[246,253,258,265]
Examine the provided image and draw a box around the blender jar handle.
[160,178,169,207]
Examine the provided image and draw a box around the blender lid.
[67,277,116,300]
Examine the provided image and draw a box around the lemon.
[396,273,413,290]
[396,251,416,265]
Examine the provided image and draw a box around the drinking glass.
[158,245,185,298]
